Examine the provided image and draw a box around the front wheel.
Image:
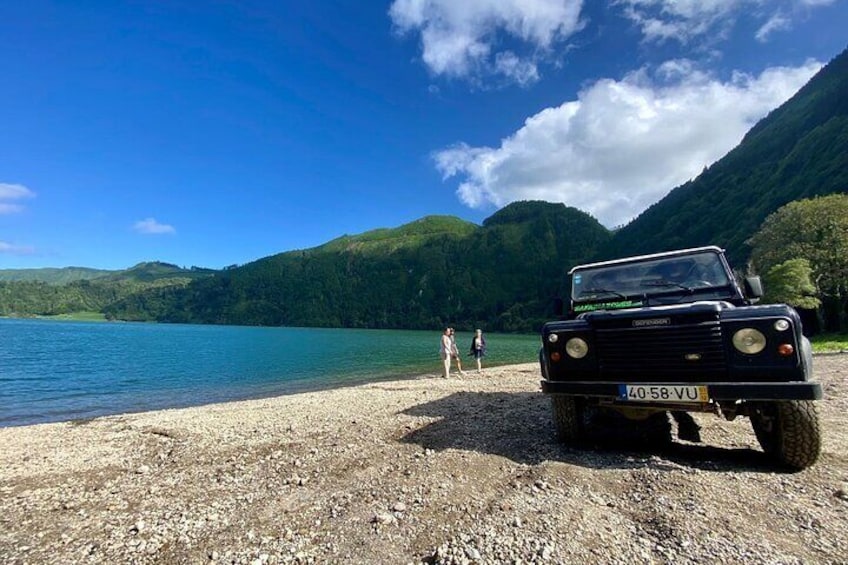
[751,401,822,470]
[551,395,584,443]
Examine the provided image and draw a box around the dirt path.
[1,356,846,564]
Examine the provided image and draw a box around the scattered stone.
[371,512,396,525]
[2,358,847,564]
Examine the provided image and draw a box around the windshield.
[571,250,732,301]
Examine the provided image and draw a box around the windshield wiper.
[643,280,693,292]
[580,288,627,299]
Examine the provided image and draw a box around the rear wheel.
[551,395,584,443]
[751,401,821,470]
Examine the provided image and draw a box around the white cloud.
[389,0,584,85]
[0,241,36,255]
[0,183,36,214]
[618,0,835,44]
[133,218,176,235]
[434,60,822,228]
[618,0,739,43]
[756,13,791,42]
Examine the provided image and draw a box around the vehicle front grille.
[595,321,727,381]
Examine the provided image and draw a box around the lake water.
[0,319,540,427]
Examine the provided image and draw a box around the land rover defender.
[539,246,822,470]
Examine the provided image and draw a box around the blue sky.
[1,1,846,270]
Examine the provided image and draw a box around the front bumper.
[540,380,822,401]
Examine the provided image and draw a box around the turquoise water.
[0,319,540,427]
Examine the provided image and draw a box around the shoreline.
[0,360,534,430]
[1,356,846,563]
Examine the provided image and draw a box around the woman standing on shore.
[449,328,466,376]
[471,329,486,373]
[439,328,452,378]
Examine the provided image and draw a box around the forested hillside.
[103,203,610,330]
[605,46,848,264]
[0,266,112,284]
[0,263,215,317]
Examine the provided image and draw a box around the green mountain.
[101,261,217,283]
[0,266,112,284]
[316,215,478,254]
[104,203,611,331]
[0,262,216,318]
[605,46,848,264]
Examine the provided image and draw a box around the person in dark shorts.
[470,328,486,373]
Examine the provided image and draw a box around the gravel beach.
[1,355,847,564]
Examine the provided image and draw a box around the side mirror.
[744,276,764,299]
[553,297,564,316]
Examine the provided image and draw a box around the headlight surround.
[565,337,589,359]
[732,328,767,354]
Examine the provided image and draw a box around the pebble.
[465,546,481,560]
[371,512,396,525]
[3,358,847,565]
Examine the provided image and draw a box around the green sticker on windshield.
[574,299,643,312]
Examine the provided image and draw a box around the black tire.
[551,395,583,443]
[751,401,821,470]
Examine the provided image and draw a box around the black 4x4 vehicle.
[539,246,822,470]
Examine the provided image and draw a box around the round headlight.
[732,328,767,354]
[565,337,589,359]
[774,319,790,332]
[547,333,559,343]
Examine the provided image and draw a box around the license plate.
[619,384,708,403]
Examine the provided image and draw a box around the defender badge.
[632,317,671,327]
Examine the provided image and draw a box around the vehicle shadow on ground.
[399,391,776,473]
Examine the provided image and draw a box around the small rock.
[392,502,407,513]
[371,512,396,525]
[136,465,151,475]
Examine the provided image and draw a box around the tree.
[748,194,848,331]
[762,259,821,310]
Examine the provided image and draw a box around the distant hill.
[0,266,113,284]
[315,215,478,254]
[104,202,611,331]
[102,262,217,283]
[0,262,216,284]
[0,262,216,318]
[605,45,848,264]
